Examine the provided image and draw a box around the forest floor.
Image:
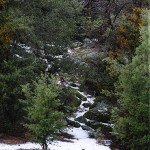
[0,135,28,145]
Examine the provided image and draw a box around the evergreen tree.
[112,11,150,150]
[22,74,65,150]
[0,0,81,133]
[0,0,45,133]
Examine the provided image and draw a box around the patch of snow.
[54,55,63,59]
[18,44,31,50]
[68,48,72,54]
[0,142,40,150]
[0,127,110,150]
[15,54,22,59]
[42,59,48,63]
[68,127,88,139]
[46,43,55,47]
[98,108,108,112]
[57,80,61,85]
[49,138,110,150]
[75,110,87,118]
[68,117,75,121]
[87,97,95,104]
[70,86,80,90]
[100,122,114,128]
[74,83,80,86]
[45,64,52,72]
[25,49,32,54]
[77,91,87,97]
[74,90,95,118]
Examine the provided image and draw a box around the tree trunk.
[42,141,48,150]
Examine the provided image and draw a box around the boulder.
[75,116,87,124]
[90,98,111,110]
[81,125,94,132]
[75,91,87,101]
[82,102,92,108]
[86,121,113,133]
[95,101,111,113]
[81,125,96,138]
[66,118,80,128]
[83,110,111,123]
[70,83,78,87]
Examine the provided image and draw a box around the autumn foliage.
[110,7,144,60]
[0,0,13,48]
[0,24,13,48]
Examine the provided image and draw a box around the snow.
[68,127,88,139]
[0,143,40,150]
[68,48,72,54]
[45,64,52,71]
[70,86,80,90]
[0,127,110,150]
[74,90,95,118]
[15,54,23,59]
[54,55,63,59]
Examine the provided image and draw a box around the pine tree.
[22,74,65,150]
[112,10,150,150]
[0,0,45,133]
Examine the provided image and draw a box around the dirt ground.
[0,133,29,145]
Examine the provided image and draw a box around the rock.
[90,99,111,111]
[97,137,112,146]
[83,38,96,48]
[88,131,96,138]
[81,125,94,132]
[75,116,87,124]
[83,110,111,123]
[73,41,83,47]
[75,91,87,101]
[89,102,97,109]
[82,103,92,108]
[81,97,87,101]
[95,101,111,113]
[66,118,80,128]
[70,83,78,87]
[86,121,113,133]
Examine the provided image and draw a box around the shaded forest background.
[0,0,149,150]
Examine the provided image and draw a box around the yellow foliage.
[108,50,124,60]
[0,0,7,5]
[128,7,144,29]
[118,25,126,33]
[117,33,128,50]
[143,0,148,5]
[132,7,143,15]
[129,14,138,22]
[0,0,7,9]
[114,7,145,59]
[0,24,13,48]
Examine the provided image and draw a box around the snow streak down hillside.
[0,86,110,150]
